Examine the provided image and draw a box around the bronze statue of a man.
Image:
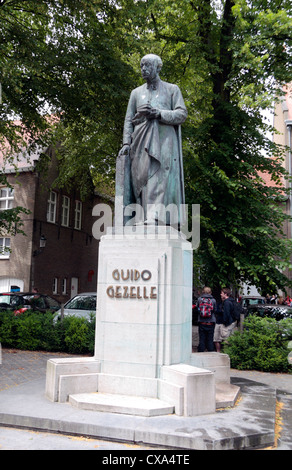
[116,54,187,226]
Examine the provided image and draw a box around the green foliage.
[2,310,292,373]
[62,316,95,355]
[223,316,292,372]
[137,0,292,293]
[79,0,292,294]
[0,310,95,355]
[0,205,31,238]
[1,0,292,292]
[0,310,18,346]
[0,0,138,199]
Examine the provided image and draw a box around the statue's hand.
[146,108,161,120]
[137,104,152,115]
[137,104,160,120]
[118,144,130,158]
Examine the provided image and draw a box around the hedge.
[0,310,95,355]
[223,316,292,373]
[1,310,292,373]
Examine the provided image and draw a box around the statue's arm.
[118,91,137,157]
[123,91,136,146]
[159,85,187,126]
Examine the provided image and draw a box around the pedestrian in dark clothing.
[214,287,237,353]
[197,287,216,352]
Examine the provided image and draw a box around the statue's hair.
[141,54,163,72]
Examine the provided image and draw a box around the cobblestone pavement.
[0,327,196,392]
[0,348,75,391]
[1,341,292,451]
[0,348,165,450]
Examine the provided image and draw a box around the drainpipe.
[285,120,292,238]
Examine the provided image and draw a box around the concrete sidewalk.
[0,348,292,450]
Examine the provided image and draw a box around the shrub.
[63,316,90,354]
[223,316,292,373]
[0,310,95,354]
[0,310,18,347]
[15,314,43,350]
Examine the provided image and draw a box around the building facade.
[272,86,292,294]
[0,145,102,303]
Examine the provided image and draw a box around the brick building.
[271,86,292,294]
[0,144,103,303]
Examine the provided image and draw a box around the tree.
[115,0,292,294]
[49,0,292,293]
[0,0,70,233]
[2,0,292,294]
[0,0,136,224]
[187,0,292,294]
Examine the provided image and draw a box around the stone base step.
[69,393,175,417]
[69,382,240,417]
[216,382,241,409]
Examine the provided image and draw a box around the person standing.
[214,287,237,352]
[197,287,216,352]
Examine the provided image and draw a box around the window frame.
[47,191,57,223]
[61,278,67,295]
[0,237,11,259]
[61,195,70,227]
[0,187,14,211]
[74,200,82,230]
[52,277,58,295]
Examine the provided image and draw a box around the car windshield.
[243,298,265,306]
[22,295,47,308]
[0,294,59,310]
[0,295,12,304]
[65,295,96,311]
[0,294,25,306]
[45,297,60,308]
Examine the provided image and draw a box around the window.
[47,191,57,223]
[74,200,82,230]
[62,278,67,295]
[0,187,14,210]
[46,296,60,309]
[64,294,96,311]
[53,277,58,294]
[0,238,11,259]
[61,195,70,227]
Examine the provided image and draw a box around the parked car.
[0,292,61,314]
[240,295,266,315]
[246,304,292,321]
[54,292,96,320]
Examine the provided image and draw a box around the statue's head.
[140,54,163,81]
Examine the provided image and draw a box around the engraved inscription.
[106,269,157,300]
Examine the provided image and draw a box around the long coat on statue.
[116,79,187,226]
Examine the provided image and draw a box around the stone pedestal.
[95,226,192,377]
[45,227,239,416]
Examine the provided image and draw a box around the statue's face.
[140,57,158,81]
